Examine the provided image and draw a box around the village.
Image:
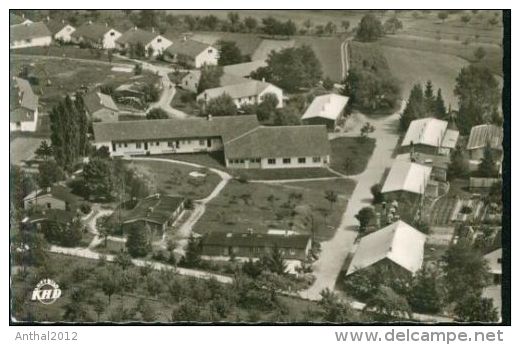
[10,10,505,323]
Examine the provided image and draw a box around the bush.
[80,203,92,215]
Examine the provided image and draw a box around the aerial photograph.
[9,9,508,324]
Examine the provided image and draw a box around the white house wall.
[97,137,224,156]
[194,46,218,68]
[226,155,329,169]
[146,35,173,56]
[103,29,122,49]
[10,36,52,49]
[54,25,76,42]
[10,110,38,132]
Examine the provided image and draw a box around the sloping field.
[190,31,264,57]
[382,45,468,109]
[295,36,345,81]
[251,39,295,61]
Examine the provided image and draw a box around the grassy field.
[380,35,503,76]
[10,137,46,165]
[128,160,221,200]
[11,45,127,63]
[194,178,355,241]
[329,137,376,175]
[11,56,160,111]
[295,36,345,81]
[381,45,468,109]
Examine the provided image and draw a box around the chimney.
[262,77,265,83]
[152,27,155,33]
[88,20,92,25]
[105,22,108,27]
[183,35,187,41]
[207,114,212,121]
[134,26,137,31]
[247,228,253,235]
[46,16,50,22]
[46,187,51,193]
[62,19,65,24]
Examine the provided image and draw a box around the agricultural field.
[193,178,355,241]
[295,36,345,81]
[127,159,222,200]
[10,137,46,165]
[382,45,468,109]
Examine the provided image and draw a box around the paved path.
[300,105,404,301]
[49,245,232,284]
[340,38,352,80]
[12,53,133,68]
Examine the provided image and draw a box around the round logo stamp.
[31,279,62,305]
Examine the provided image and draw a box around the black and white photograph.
[8,6,510,332]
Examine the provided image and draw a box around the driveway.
[300,107,403,301]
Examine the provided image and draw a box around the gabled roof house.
[401,117,459,155]
[10,77,39,132]
[301,93,349,131]
[10,21,52,49]
[164,37,218,68]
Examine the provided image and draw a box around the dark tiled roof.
[93,115,260,143]
[27,209,77,225]
[44,19,73,35]
[120,194,184,225]
[166,38,212,59]
[117,28,157,46]
[71,22,112,41]
[203,231,311,250]
[10,77,38,123]
[466,124,503,151]
[10,21,51,42]
[31,185,81,205]
[83,92,119,114]
[224,125,331,159]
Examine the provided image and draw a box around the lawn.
[329,137,376,175]
[169,87,200,116]
[381,45,468,109]
[11,56,160,111]
[11,45,126,63]
[92,239,126,255]
[154,152,338,180]
[128,159,222,200]
[194,178,354,241]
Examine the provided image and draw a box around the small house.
[301,94,349,131]
[10,77,39,132]
[197,79,283,109]
[23,185,81,211]
[401,117,459,155]
[44,18,76,42]
[164,37,218,68]
[10,21,52,49]
[346,220,426,278]
[116,27,172,56]
[115,194,185,235]
[396,152,450,182]
[381,160,434,201]
[71,21,121,49]
[83,92,119,122]
[10,13,32,26]
[484,248,502,284]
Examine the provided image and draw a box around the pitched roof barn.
[301,94,349,122]
[381,160,432,195]
[466,124,503,151]
[402,117,458,149]
[346,220,426,276]
[119,194,185,226]
[203,231,311,251]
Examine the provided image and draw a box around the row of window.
[267,157,321,165]
[115,139,208,149]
